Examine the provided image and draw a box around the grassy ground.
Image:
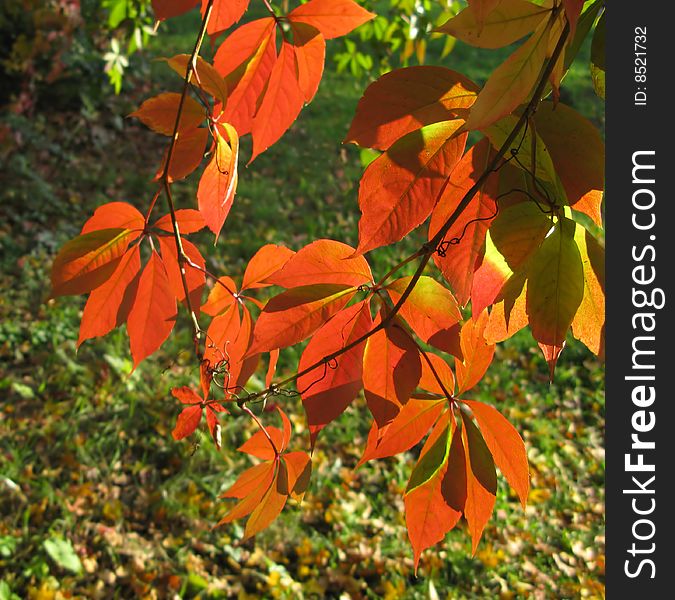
[0,9,604,599]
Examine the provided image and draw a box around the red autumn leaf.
[244,460,289,538]
[462,399,529,508]
[484,271,529,344]
[228,306,259,389]
[204,0,250,39]
[405,421,465,571]
[470,234,512,315]
[126,250,177,367]
[345,66,478,151]
[201,276,238,317]
[205,405,223,449]
[197,123,239,239]
[248,284,356,354]
[355,121,467,255]
[238,425,284,460]
[265,348,280,387]
[172,404,203,440]
[157,127,209,182]
[386,275,461,345]
[78,245,141,347]
[534,102,605,226]
[358,397,446,466]
[222,462,275,499]
[213,18,277,135]
[282,451,312,500]
[288,0,375,40]
[81,202,145,239]
[172,385,202,404]
[290,22,326,103]
[154,209,206,234]
[157,235,206,313]
[561,0,584,37]
[428,138,500,306]
[418,353,455,397]
[164,54,229,104]
[241,244,296,291]
[129,92,204,136]
[297,300,372,445]
[203,303,240,367]
[250,40,305,162]
[152,0,198,21]
[50,228,135,297]
[278,406,292,452]
[264,239,372,288]
[363,316,421,428]
[460,410,497,555]
[455,309,495,395]
[217,461,276,525]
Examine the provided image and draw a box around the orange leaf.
[435,0,550,49]
[428,138,499,306]
[164,54,229,103]
[288,0,375,39]
[152,0,198,21]
[203,304,240,367]
[172,404,202,440]
[484,271,528,344]
[197,123,239,239]
[129,92,204,136]
[244,461,289,538]
[241,244,296,291]
[386,275,462,344]
[204,0,250,39]
[297,300,372,445]
[154,209,206,234]
[283,451,312,500]
[571,226,605,358]
[126,251,177,367]
[455,309,495,395]
[464,17,552,132]
[264,239,372,288]
[363,316,421,428]
[78,246,141,347]
[202,276,238,316]
[250,41,305,161]
[238,426,284,460]
[157,236,206,313]
[81,202,145,239]
[466,0,502,29]
[172,385,202,404]
[534,102,605,226]
[51,228,134,297]
[460,410,497,555]
[356,121,467,255]
[248,284,357,354]
[157,127,209,182]
[358,397,446,466]
[561,0,584,38]
[213,18,277,135]
[222,462,275,499]
[217,462,276,525]
[290,22,325,103]
[418,353,455,396]
[462,400,529,508]
[345,66,477,151]
[265,348,280,387]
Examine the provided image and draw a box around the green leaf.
[43,537,83,574]
[590,12,605,99]
[406,421,451,494]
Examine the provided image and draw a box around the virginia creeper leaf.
[157,236,206,313]
[152,0,198,21]
[81,202,144,239]
[197,123,239,239]
[462,399,529,508]
[156,127,209,182]
[241,244,296,291]
[201,276,237,316]
[154,209,206,234]
[264,239,372,288]
[248,284,356,354]
[455,309,495,395]
[355,120,467,255]
[126,251,177,367]
[164,54,228,103]
[464,17,552,131]
[172,404,203,440]
[290,22,326,103]
[428,138,499,305]
[345,66,478,150]
[205,0,249,39]
[297,300,372,445]
[418,353,455,397]
[130,92,204,136]
[287,0,375,40]
[78,245,141,347]
[435,0,551,49]
[244,460,289,539]
[51,228,134,297]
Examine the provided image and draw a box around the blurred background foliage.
[0,0,604,598]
